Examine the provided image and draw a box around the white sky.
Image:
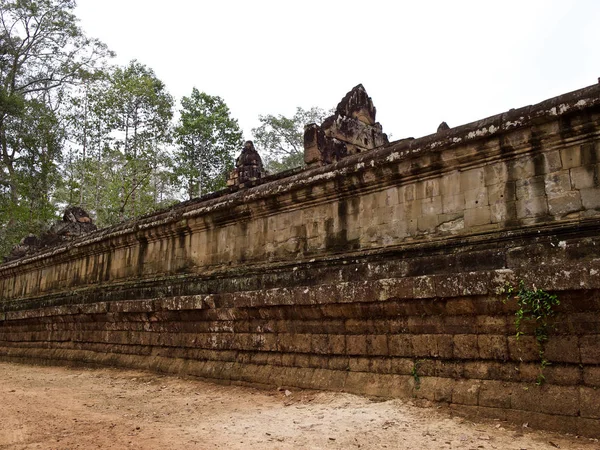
[75,0,600,143]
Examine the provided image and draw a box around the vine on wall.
[502,281,560,385]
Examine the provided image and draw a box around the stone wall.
[1,83,600,437]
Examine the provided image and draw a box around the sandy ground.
[0,362,597,450]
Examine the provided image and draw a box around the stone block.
[411,334,435,358]
[490,201,516,223]
[478,380,511,408]
[584,366,600,387]
[324,115,387,151]
[348,357,370,372]
[311,334,329,354]
[433,377,454,403]
[560,145,581,169]
[440,171,461,196]
[578,417,600,439]
[478,335,508,361]
[464,206,491,227]
[548,191,582,215]
[369,358,391,374]
[512,384,580,416]
[417,214,439,233]
[571,165,598,190]
[377,278,414,300]
[346,335,367,355]
[367,335,389,356]
[328,335,346,355]
[544,365,582,385]
[445,297,477,314]
[441,194,465,214]
[507,156,535,180]
[399,184,416,202]
[416,179,440,199]
[420,196,442,215]
[507,336,540,362]
[580,335,600,364]
[539,150,563,173]
[389,357,413,374]
[581,187,600,209]
[475,316,508,334]
[435,335,454,358]
[444,315,475,334]
[464,188,489,209]
[453,334,478,359]
[516,176,546,200]
[505,410,579,435]
[488,181,515,203]
[460,167,485,192]
[384,186,399,206]
[407,316,443,334]
[582,141,600,163]
[413,276,436,298]
[303,124,326,165]
[484,163,508,186]
[515,196,548,219]
[544,335,580,363]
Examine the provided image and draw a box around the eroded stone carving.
[4,206,97,262]
[227,141,267,188]
[437,121,450,132]
[304,84,388,166]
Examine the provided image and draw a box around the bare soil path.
[0,362,596,450]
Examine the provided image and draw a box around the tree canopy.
[0,0,112,256]
[251,107,330,173]
[173,89,242,200]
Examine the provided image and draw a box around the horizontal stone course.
[2,83,600,438]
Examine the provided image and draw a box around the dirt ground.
[0,362,597,450]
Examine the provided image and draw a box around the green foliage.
[411,359,422,390]
[173,89,242,200]
[103,61,175,221]
[252,107,330,173]
[503,280,560,385]
[0,0,112,253]
[55,62,177,227]
[0,1,247,259]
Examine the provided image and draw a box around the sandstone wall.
[1,83,600,436]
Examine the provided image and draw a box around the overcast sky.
[75,0,600,143]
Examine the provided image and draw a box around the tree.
[0,0,111,198]
[251,107,331,173]
[54,61,176,227]
[0,98,62,257]
[173,89,242,200]
[0,0,111,256]
[103,61,174,220]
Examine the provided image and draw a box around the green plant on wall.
[502,280,560,385]
[411,359,422,390]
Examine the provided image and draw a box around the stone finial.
[335,84,377,125]
[437,122,450,132]
[63,206,92,223]
[227,141,266,188]
[303,85,388,167]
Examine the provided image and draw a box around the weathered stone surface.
[303,84,388,166]
[335,83,376,125]
[227,141,266,187]
[2,82,600,438]
[4,207,97,262]
[437,121,450,132]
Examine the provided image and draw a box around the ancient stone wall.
[1,83,600,437]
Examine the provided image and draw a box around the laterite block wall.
[1,84,600,436]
